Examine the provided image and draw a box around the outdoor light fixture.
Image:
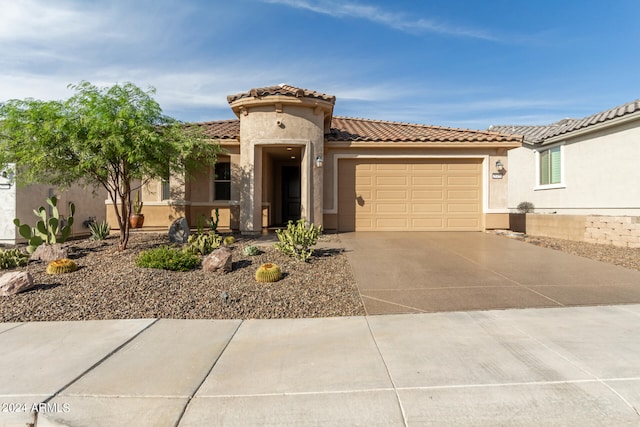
[495,160,505,172]
[0,170,13,189]
[315,156,323,168]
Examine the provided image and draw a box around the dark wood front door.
[282,166,301,224]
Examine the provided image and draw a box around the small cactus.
[46,258,78,274]
[255,263,283,283]
[223,235,236,246]
[243,245,261,256]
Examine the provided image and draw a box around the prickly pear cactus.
[14,196,76,253]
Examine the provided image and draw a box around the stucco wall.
[237,103,326,231]
[508,118,640,215]
[0,184,16,243]
[13,183,106,243]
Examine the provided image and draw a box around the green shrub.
[275,219,322,262]
[89,220,111,240]
[0,248,29,269]
[243,245,262,256]
[517,201,535,213]
[136,246,200,271]
[184,232,221,256]
[223,235,236,246]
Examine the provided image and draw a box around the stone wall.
[585,216,640,248]
[520,214,640,248]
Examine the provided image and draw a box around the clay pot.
[129,214,145,228]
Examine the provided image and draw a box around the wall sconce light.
[315,156,324,168]
[495,160,505,172]
[0,170,13,189]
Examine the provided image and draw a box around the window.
[538,146,562,186]
[161,178,171,200]
[214,162,231,200]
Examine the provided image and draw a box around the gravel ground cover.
[498,232,640,272]
[0,233,365,322]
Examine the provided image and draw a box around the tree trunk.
[119,181,131,250]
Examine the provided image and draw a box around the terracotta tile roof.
[185,119,239,140]
[547,99,640,138]
[186,116,522,145]
[227,84,336,104]
[491,99,640,143]
[328,117,522,143]
[490,119,575,144]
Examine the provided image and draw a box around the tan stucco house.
[493,99,640,247]
[109,84,522,234]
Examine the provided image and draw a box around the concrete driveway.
[340,232,640,315]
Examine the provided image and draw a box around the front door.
[282,166,301,224]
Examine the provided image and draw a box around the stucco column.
[239,141,263,234]
[311,141,324,227]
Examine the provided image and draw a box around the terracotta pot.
[129,214,145,229]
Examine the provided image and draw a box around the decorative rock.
[0,271,35,296]
[202,247,233,273]
[168,217,190,243]
[30,244,68,263]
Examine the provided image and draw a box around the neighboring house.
[491,99,640,247]
[111,84,522,234]
[0,165,106,245]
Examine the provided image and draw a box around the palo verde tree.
[0,81,221,250]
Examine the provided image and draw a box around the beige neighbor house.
[108,84,522,234]
[0,168,106,245]
[492,99,640,247]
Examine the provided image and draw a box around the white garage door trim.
[324,154,491,216]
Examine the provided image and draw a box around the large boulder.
[202,247,233,273]
[168,217,190,244]
[30,244,68,263]
[0,271,35,296]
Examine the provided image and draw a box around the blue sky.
[1,0,639,130]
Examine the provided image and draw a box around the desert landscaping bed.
[0,233,365,322]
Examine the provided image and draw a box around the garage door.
[338,158,483,231]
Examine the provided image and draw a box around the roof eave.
[326,140,522,149]
[228,95,335,119]
[541,110,640,145]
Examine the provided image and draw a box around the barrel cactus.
[223,235,236,246]
[46,258,78,274]
[255,263,283,283]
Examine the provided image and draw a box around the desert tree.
[0,81,221,250]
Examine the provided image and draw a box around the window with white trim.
[213,161,231,200]
[538,146,562,186]
[161,178,171,200]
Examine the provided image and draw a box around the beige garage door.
[338,158,483,231]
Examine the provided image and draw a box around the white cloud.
[262,0,498,41]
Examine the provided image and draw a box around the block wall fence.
[511,214,640,248]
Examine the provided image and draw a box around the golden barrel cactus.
[46,258,78,274]
[255,263,283,283]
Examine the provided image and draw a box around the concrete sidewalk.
[2,305,640,426]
